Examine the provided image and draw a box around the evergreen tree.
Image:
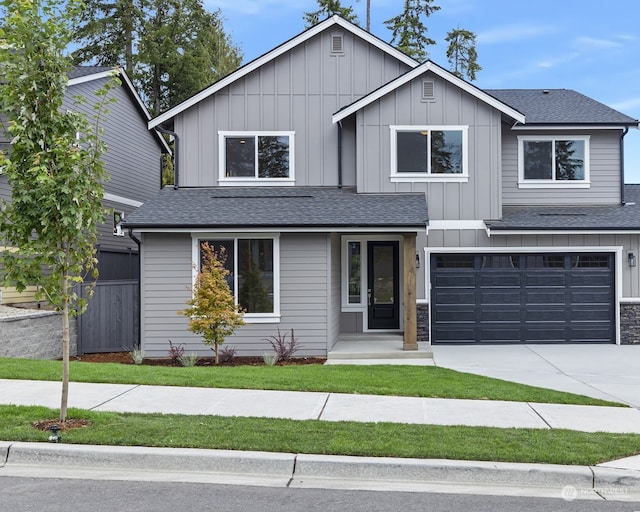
[304,0,359,27]
[384,0,440,61]
[445,28,481,81]
[72,0,242,115]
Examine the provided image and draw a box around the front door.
[367,241,400,329]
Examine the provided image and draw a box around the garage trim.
[425,246,623,345]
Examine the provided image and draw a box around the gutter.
[154,126,180,189]
[621,126,629,205]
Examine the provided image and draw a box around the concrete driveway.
[431,344,640,407]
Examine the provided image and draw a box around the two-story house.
[124,16,639,358]
[1,66,169,305]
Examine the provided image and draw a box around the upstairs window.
[219,132,294,185]
[518,136,589,188]
[390,125,468,182]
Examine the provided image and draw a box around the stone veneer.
[620,303,640,344]
[417,304,429,342]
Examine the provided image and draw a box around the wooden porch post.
[403,232,418,350]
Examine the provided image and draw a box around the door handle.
[367,289,372,306]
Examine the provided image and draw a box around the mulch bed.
[32,418,92,432]
[72,352,326,367]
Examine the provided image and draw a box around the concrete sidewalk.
[2,378,640,434]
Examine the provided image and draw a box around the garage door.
[430,253,615,343]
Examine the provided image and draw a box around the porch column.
[403,232,418,350]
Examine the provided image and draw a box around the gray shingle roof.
[485,89,638,126]
[123,186,428,230]
[486,186,640,231]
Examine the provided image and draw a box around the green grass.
[1,405,639,466]
[0,356,622,406]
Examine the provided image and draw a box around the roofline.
[123,223,427,231]
[487,227,640,235]
[510,123,639,130]
[332,61,526,124]
[148,15,419,129]
[69,68,171,154]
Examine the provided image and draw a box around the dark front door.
[367,241,400,329]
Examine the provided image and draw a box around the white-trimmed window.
[194,235,280,322]
[518,135,590,188]
[390,125,468,182]
[219,131,294,185]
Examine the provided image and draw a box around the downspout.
[155,126,180,189]
[128,228,142,350]
[620,126,629,205]
[337,120,343,188]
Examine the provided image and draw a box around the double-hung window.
[518,135,589,188]
[219,131,294,185]
[390,125,468,182]
[195,235,280,322]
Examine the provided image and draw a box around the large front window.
[197,236,279,319]
[219,132,294,184]
[390,125,468,182]
[519,136,589,187]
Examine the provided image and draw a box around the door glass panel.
[373,245,394,304]
[348,241,361,304]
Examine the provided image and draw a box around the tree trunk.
[366,0,370,32]
[60,277,70,422]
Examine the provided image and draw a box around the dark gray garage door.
[431,253,615,343]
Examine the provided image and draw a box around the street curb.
[2,441,640,492]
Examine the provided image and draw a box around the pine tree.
[304,0,359,27]
[445,28,481,81]
[384,0,440,61]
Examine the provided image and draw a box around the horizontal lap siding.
[141,233,330,358]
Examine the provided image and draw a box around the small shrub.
[168,340,185,364]
[178,353,199,367]
[219,345,237,363]
[262,352,277,366]
[263,328,300,362]
[130,348,144,365]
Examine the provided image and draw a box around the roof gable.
[148,15,419,129]
[332,60,525,124]
[69,66,171,153]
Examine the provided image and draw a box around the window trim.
[218,131,295,186]
[390,125,469,183]
[517,135,590,189]
[192,233,281,323]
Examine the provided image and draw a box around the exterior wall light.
[628,252,636,268]
[416,253,420,269]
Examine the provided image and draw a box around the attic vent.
[330,34,343,54]
[422,80,435,100]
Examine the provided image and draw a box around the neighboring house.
[1,66,168,304]
[124,16,640,358]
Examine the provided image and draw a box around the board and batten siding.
[174,27,412,188]
[356,73,503,222]
[501,129,622,205]
[140,232,331,358]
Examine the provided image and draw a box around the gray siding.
[327,232,341,348]
[140,232,331,358]
[65,78,162,206]
[501,129,622,205]
[175,28,412,188]
[356,73,503,221]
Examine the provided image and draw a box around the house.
[123,16,640,358]
[1,66,169,305]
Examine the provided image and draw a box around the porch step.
[328,337,433,361]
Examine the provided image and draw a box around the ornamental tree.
[0,0,115,422]
[180,243,245,364]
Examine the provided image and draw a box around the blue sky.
[205,0,640,182]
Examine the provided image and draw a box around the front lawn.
[0,357,621,406]
[1,405,639,466]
